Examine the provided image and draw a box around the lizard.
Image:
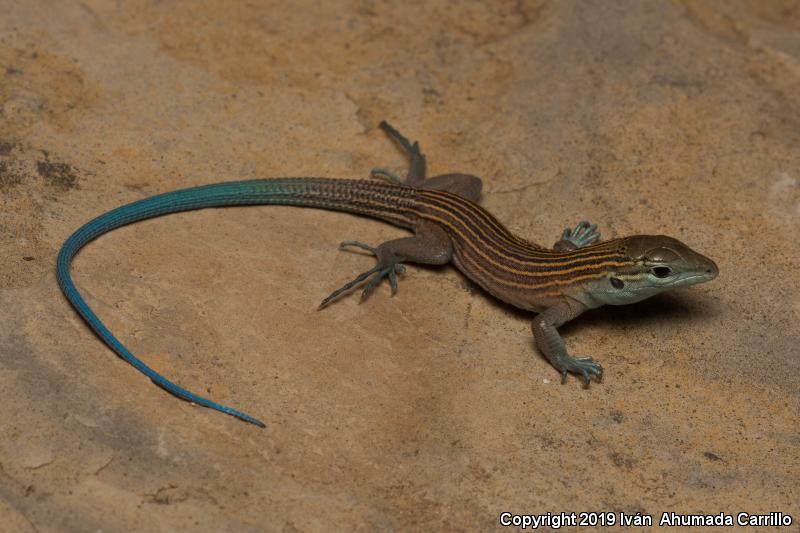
[56,121,718,428]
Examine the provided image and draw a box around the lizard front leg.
[531,299,603,385]
[319,220,453,308]
[553,221,600,252]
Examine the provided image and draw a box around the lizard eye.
[610,277,624,289]
[651,266,672,278]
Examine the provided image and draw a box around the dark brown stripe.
[417,210,628,284]
[415,206,626,272]
[455,243,610,289]
[421,189,535,249]
[417,192,625,264]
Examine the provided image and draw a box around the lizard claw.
[562,221,600,249]
[558,355,603,386]
[318,240,406,309]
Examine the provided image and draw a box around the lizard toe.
[559,356,603,386]
[320,242,407,308]
[564,221,601,248]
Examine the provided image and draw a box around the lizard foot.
[558,355,603,386]
[370,168,404,184]
[318,240,406,309]
[561,221,600,249]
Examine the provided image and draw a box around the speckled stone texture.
[1,1,798,531]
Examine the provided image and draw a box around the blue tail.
[57,178,405,427]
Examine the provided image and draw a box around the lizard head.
[584,235,718,306]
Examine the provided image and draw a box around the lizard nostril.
[704,262,719,277]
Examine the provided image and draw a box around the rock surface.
[1,0,798,530]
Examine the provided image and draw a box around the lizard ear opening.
[610,277,625,289]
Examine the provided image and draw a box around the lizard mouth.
[665,264,718,289]
[684,254,718,285]
[675,271,716,287]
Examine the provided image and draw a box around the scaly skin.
[57,122,718,427]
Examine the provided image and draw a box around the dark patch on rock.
[0,140,15,155]
[148,485,189,505]
[36,159,78,190]
[703,451,723,462]
[0,160,24,188]
[609,451,636,470]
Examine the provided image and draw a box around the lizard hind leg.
[317,241,406,309]
[370,168,405,185]
[372,121,483,201]
[318,221,453,309]
[372,120,428,187]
